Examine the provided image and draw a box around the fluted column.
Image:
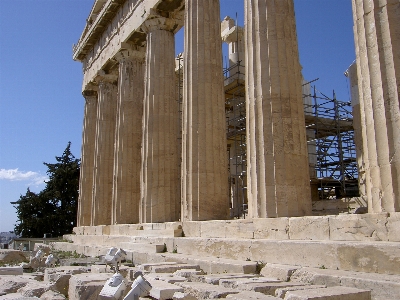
[91,74,118,226]
[352,0,400,212]
[182,0,229,221]
[245,0,311,218]
[346,63,368,205]
[112,48,145,225]
[140,16,182,223]
[77,88,98,227]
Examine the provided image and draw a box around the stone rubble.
[0,259,376,300]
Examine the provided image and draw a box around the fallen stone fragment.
[260,263,299,282]
[173,269,204,278]
[173,291,197,300]
[0,292,39,299]
[68,273,111,300]
[18,282,52,298]
[0,250,27,264]
[40,290,67,299]
[147,278,184,300]
[192,273,258,285]
[176,281,240,299]
[275,285,326,298]
[147,273,187,284]
[44,266,90,296]
[0,276,33,294]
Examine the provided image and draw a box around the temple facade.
[75,0,400,227]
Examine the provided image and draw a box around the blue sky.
[0,0,355,233]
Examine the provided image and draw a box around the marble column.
[346,63,368,205]
[77,88,98,227]
[182,0,229,221]
[245,0,311,218]
[352,0,400,212]
[140,16,181,223]
[112,48,145,225]
[91,74,118,226]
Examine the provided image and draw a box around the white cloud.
[0,168,47,185]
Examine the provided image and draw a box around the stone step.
[72,214,400,242]
[119,242,165,253]
[284,286,371,300]
[64,231,400,276]
[289,266,400,300]
[72,223,183,237]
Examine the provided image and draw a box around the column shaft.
[140,29,180,223]
[112,50,145,225]
[182,0,229,221]
[92,79,118,225]
[77,90,97,226]
[245,0,311,218]
[352,0,400,212]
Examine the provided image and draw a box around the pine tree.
[12,142,80,237]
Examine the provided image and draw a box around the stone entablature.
[73,0,184,91]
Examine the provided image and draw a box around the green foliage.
[12,142,80,238]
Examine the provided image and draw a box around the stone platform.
[48,214,400,299]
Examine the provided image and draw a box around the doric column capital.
[141,9,183,34]
[115,45,146,64]
[96,70,118,85]
[82,84,98,104]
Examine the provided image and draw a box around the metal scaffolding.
[224,61,247,218]
[177,51,359,217]
[303,84,359,201]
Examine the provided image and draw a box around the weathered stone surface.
[40,290,67,299]
[0,266,23,276]
[148,264,201,274]
[44,266,89,296]
[260,263,299,282]
[226,291,281,299]
[147,273,187,284]
[173,269,204,278]
[289,216,330,240]
[387,212,400,242]
[192,273,258,285]
[291,267,400,300]
[220,278,305,295]
[274,285,326,298]
[329,213,389,241]
[253,218,289,240]
[0,250,27,264]
[284,286,371,300]
[18,282,52,298]
[0,293,39,300]
[172,292,197,300]
[68,273,110,300]
[147,278,184,300]
[0,276,32,294]
[176,281,239,299]
[219,277,281,289]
